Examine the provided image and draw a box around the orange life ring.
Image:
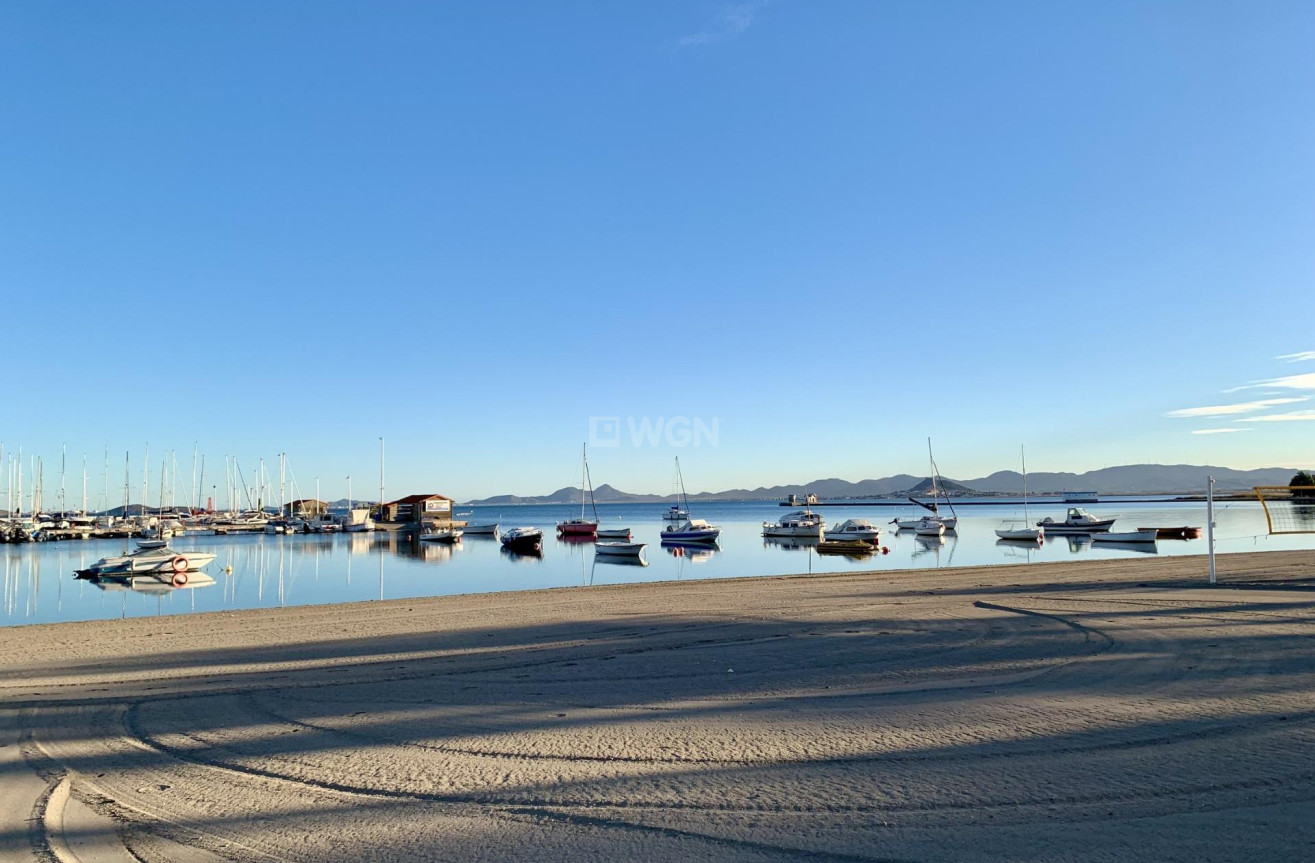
[171,555,188,573]
[171,570,189,587]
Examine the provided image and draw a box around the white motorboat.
[823,518,882,542]
[500,526,543,552]
[420,527,463,543]
[661,519,721,543]
[74,545,217,585]
[595,541,646,556]
[1092,529,1157,544]
[462,523,500,535]
[994,446,1044,542]
[763,510,825,538]
[596,527,632,539]
[1036,507,1116,534]
[913,518,946,537]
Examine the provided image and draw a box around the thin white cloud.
[678,2,764,47]
[1224,372,1315,393]
[1239,409,1315,423]
[1164,397,1307,418]
[1191,428,1251,435]
[1277,351,1315,363]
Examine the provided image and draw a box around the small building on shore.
[377,493,457,528]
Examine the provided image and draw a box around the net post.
[1207,475,1216,584]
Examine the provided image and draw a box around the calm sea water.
[3,499,1312,627]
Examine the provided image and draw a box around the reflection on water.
[3,498,1313,626]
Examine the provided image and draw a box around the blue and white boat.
[661,518,721,543]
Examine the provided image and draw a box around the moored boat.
[661,518,721,543]
[419,527,463,543]
[913,518,946,537]
[556,444,600,538]
[595,541,646,556]
[823,518,882,542]
[1092,529,1157,544]
[500,526,543,552]
[74,544,216,585]
[1036,507,1116,534]
[763,510,825,538]
[816,539,876,555]
[596,527,632,539]
[462,523,500,535]
[1136,526,1203,539]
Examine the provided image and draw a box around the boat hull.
[661,529,720,543]
[595,542,646,556]
[596,528,632,539]
[994,528,1043,541]
[1093,530,1157,543]
[557,521,599,536]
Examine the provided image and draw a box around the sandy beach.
[2,550,1313,862]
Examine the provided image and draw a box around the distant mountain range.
[465,464,1301,504]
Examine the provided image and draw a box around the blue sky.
[2,1,1312,504]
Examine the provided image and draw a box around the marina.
[3,497,1311,627]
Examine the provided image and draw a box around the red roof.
[383,493,454,507]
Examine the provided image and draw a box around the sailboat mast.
[1021,445,1029,522]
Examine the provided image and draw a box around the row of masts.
[0,441,387,519]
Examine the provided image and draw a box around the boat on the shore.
[1037,507,1116,534]
[763,510,825,538]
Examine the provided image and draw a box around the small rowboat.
[1136,526,1203,540]
[1092,529,1158,544]
[595,541,646,556]
[462,523,499,535]
[419,528,463,543]
[816,539,876,555]
[596,527,632,539]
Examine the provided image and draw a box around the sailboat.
[995,446,1044,542]
[661,457,721,543]
[892,439,959,532]
[556,444,600,537]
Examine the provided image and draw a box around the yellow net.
[1254,486,1315,535]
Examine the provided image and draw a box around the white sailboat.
[893,439,959,532]
[995,446,1043,542]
